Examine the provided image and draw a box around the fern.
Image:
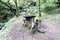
[40,3,57,14]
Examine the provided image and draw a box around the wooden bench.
[23,15,36,28]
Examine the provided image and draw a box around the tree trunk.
[38,0,41,17]
[14,0,19,17]
[58,0,60,5]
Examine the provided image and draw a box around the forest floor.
[0,9,60,40]
[0,13,60,40]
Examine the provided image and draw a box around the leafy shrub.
[40,3,57,14]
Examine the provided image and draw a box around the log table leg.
[30,20,45,34]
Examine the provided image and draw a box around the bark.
[38,0,41,17]
[14,0,19,17]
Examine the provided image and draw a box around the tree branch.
[0,0,16,15]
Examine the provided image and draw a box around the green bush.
[40,2,57,14]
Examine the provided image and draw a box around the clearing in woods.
[1,12,60,40]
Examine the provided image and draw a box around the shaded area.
[1,17,60,40]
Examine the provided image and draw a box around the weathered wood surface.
[24,16,36,27]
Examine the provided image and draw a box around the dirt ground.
[1,16,60,40]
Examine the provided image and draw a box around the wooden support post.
[31,18,35,28]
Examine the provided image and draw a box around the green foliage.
[0,0,16,23]
[0,0,59,22]
[1,0,8,2]
[0,0,59,23]
[40,2,57,14]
